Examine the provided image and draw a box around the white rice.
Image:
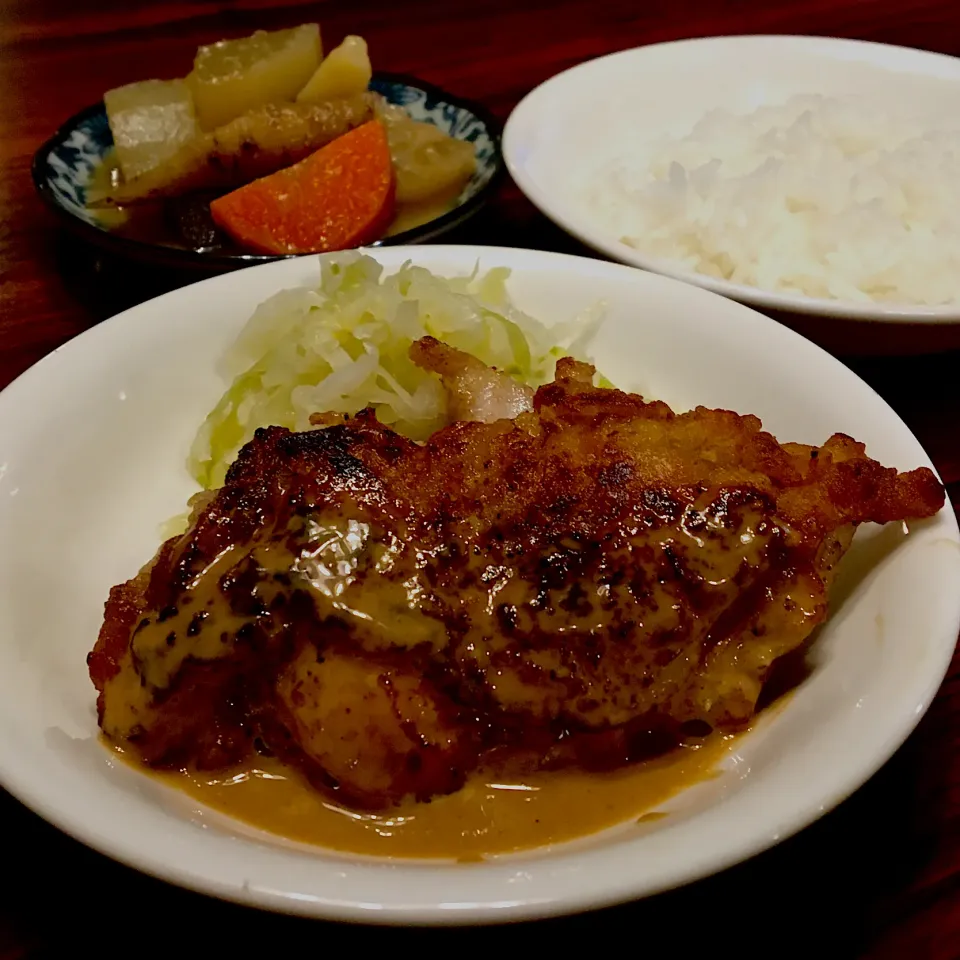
[583,94,960,305]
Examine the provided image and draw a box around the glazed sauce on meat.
[85,151,456,254]
[111,733,737,860]
[96,490,799,849]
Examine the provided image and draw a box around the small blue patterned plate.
[32,73,503,270]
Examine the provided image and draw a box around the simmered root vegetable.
[209,120,395,254]
[206,95,375,181]
[297,35,372,103]
[95,22,480,252]
[187,24,322,130]
[103,79,199,181]
[104,95,375,204]
[380,104,477,204]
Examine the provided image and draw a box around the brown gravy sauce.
[112,733,738,860]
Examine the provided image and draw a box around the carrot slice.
[209,119,395,254]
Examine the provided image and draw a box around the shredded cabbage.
[188,253,606,490]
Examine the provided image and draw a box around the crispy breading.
[89,339,944,809]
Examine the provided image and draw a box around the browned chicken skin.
[88,340,945,809]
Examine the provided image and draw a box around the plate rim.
[31,72,505,271]
[503,33,960,324]
[0,245,958,924]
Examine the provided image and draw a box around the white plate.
[503,35,960,353]
[0,246,957,924]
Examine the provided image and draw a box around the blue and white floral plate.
[32,73,503,270]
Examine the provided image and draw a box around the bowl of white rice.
[504,35,960,353]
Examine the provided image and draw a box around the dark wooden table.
[3,1,960,957]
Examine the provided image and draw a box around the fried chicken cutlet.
[88,339,945,810]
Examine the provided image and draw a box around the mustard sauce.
[113,733,736,860]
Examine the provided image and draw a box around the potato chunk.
[297,35,372,103]
[104,79,199,182]
[187,23,322,130]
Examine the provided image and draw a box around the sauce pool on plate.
[111,733,737,860]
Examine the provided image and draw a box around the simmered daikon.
[105,95,374,204]
[103,79,199,181]
[381,106,476,204]
[187,24,322,130]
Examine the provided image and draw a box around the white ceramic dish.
[0,246,957,924]
[503,35,960,354]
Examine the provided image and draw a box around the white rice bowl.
[584,94,960,306]
[503,35,960,350]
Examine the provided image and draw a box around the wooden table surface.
[3,1,960,956]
